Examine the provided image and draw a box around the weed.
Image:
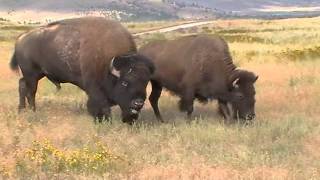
[15,139,127,177]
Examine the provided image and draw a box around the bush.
[278,46,320,61]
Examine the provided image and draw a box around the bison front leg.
[218,100,233,123]
[86,88,111,123]
[121,112,138,125]
[179,88,195,119]
[149,80,164,122]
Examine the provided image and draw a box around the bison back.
[140,35,235,94]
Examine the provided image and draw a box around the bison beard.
[10,17,154,124]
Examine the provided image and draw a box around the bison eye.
[121,81,128,87]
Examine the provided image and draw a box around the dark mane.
[221,41,237,83]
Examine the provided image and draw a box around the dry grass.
[0,17,319,179]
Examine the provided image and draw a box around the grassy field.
[0,17,319,179]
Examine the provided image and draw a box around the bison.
[10,17,155,124]
[139,34,258,122]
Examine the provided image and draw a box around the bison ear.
[110,55,133,77]
[146,59,155,74]
[254,75,259,83]
[230,69,258,87]
[218,91,243,103]
[135,53,155,74]
[143,56,155,74]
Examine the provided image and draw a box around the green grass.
[0,21,32,42]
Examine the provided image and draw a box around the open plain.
[0,17,319,179]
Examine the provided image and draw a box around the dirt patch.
[305,135,320,159]
[132,165,235,180]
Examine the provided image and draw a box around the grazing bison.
[10,17,155,124]
[139,34,258,122]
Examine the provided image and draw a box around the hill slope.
[0,0,320,21]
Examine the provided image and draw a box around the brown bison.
[10,17,155,124]
[139,34,258,122]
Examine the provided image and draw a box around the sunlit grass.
[0,17,319,179]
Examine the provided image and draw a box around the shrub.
[278,46,320,61]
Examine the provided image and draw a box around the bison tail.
[10,52,19,72]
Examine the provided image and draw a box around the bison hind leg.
[18,76,41,112]
[178,99,193,113]
[46,76,61,91]
[178,93,195,119]
[25,77,41,111]
[195,93,209,104]
[149,80,164,122]
[18,78,27,112]
[53,82,61,91]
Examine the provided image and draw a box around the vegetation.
[0,17,319,179]
[15,140,126,178]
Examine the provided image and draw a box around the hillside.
[0,0,218,21]
[176,0,320,11]
[0,0,320,21]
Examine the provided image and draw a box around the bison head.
[219,70,258,122]
[108,54,154,124]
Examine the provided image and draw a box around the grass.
[0,17,320,179]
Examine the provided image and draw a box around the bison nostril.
[246,114,255,120]
[133,99,144,108]
[135,102,143,105]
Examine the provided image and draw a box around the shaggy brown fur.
[10,17,154,123]
[139,34,258,122]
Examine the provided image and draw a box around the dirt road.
[133,21,215,36]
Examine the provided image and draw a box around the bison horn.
[232,78,240,88]
[110,57,120,78]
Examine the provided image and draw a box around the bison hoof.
[178,100,187,112]
[178,100,193,113]
[122,119,135,125]
[157,116,164,123]
[122,114,138,125]
[94,115,111,123]
[18,106,26,113]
